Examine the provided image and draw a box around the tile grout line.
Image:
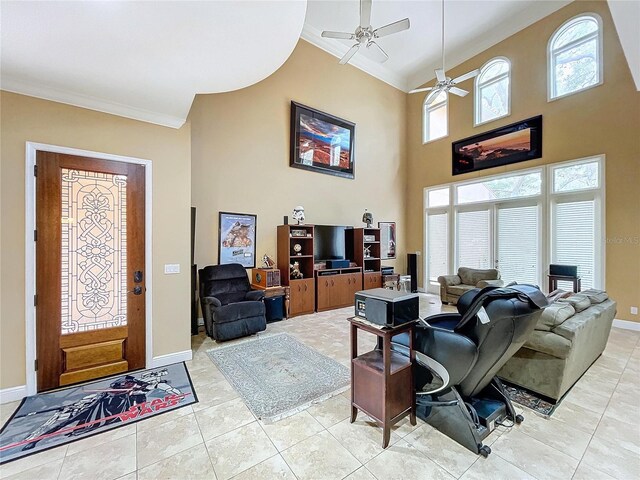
[253,418,300,480]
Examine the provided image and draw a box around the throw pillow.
[580,288,609,304]
[536,303,576,331]
[546,289,572,303]
[558,294,591,312]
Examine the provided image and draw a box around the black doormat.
[0,362,197,465]
[503,383,558,417]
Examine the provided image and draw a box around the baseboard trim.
[612,319,640,331]
[0,385,27,404]
[151,349,193,368]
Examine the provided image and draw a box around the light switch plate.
[164,264,180,274]
[631,306,638,315]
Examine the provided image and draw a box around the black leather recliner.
[198,263,267,341]
[391,284,547,456]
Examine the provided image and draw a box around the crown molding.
[1,76,186,129]
[300,24,409,92]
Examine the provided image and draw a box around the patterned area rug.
[207,333,350,423]
[504,383,558,417]
[0,362,197,465]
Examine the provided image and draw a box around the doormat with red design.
[0,362,197,465]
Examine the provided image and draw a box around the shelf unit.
[277,225,315,316]
[346,228,382,290]
[315,267,362,312]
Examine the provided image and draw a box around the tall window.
[475,57,510,125]
[423,91,448,143]
[549,14,602,100]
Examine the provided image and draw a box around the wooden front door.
[36,151,146,392]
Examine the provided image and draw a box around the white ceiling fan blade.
[452,69,480,84]
[366,41,389,63]
[373,18,410,38]
[435,68,446,83]
[425,89,444,105]
[409,87,434,94]
[321,31,356,40]
[339,44,361,65]
[360,0,372,28]
[449,86,469,97]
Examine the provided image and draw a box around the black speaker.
[190,207,196,265]
[407,253,418,293]
[284,215,289,225]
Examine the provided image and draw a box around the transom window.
[423,91,448,143]
[475,57,510,125]
[549,14,602,100]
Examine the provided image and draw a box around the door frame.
[25,142,153,396]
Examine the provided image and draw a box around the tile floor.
[1,294,639,480]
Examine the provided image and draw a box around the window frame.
[474,57,511,127]
[422,90,449,144]
[548,13,604,102]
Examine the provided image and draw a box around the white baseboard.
[612,319,640,331]
[151,349,193,368]
[0,385,27,404]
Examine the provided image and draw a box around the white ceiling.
[1,1,637,129]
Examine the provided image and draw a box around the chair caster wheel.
[479,446,491,457]
[515,414,524,424]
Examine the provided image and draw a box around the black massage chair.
[391,284,547,457]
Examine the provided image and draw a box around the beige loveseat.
[498,289,616,401]
[438,267,504,304]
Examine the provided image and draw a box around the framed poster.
[379,222,396,260]
[218,212,257,268]
[290,101,356,179]
[452,115,542,175]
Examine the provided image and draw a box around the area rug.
[207,333,350,423]
[0,362,197,465]
[504,383,558,417]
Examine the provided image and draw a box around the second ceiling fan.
[410,0,480,104]
[321,0,410,65]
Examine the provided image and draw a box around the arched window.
[549,14,602,100]
[423,90,448,143]
[475,57,511,126]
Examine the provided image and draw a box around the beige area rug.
[207,333,350,423]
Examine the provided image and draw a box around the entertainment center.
[276,224,383,316]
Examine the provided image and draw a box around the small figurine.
[364,246,371,258]
[290,261,304,279]
[292,206,305,225]
[262,254,276,269]
[362,209,373,228]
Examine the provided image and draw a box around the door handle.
[128,286,144,295]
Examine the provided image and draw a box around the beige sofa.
[498,289,616,401]
[438,267,504,304]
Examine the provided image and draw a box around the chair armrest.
[202,296,222,308]
[438,275,461,287]
[477,279,504,288]
[245,290,265,302]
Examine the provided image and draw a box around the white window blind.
[554,200,596,288]
[427,213,448,284]
[457,210,490,269]
[497,205,539,284]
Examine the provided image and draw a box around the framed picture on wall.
[218,212,257,268]
[379,222,396,259]
[290,101,356,179]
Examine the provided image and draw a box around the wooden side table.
[251,285,290,318]
[348,317,416,448]
[548,274,581,293]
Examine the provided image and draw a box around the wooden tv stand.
[315,267,363,312]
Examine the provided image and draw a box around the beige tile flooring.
[1,294,639,480]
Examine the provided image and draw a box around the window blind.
[497,205,539,284]
[427,213,448,283]
[457,209,490,269]
[554,200,596,289]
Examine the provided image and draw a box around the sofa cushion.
[580,288,609,304]
[458,267,500,286]
[558,294,591,312]
[536,303,576,331]
[552,307,601,342]
[524,331,572,359]
[546,289,572,303]
[447,284,476,297]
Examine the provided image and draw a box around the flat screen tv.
[314,225,348,262]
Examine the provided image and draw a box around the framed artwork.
[290,101,356,179]
[218,212,257,268]
[452,115,542,175]
[379,222,396,260]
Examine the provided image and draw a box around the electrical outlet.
[631,306,638,315]
[164,264,180,274]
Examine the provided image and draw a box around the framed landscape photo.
[379,222,396,259]
[218,212,257,268]
[452,115,542,175]
[290,101,355,179]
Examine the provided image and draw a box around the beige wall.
[0,91,192,389]
[190,40,408,276]
[406,1,640,321]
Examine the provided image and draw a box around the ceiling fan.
[410,0,479,104]
[321,0,410,65]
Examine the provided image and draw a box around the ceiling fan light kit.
[320,0,410,66]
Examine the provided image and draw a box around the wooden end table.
[348,317,417,448]
[548,274,581,293]
[251,285,290,318]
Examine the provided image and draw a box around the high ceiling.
[1,1,636,129]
